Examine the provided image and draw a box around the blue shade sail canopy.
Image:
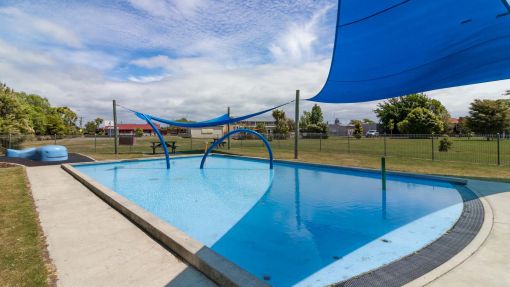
[132,101,291,128]
[311,0,510,103]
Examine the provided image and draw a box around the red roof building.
[102,123,166,136]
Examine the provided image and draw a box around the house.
[328,122,382,136]
[101,122,165,136]
[234,119,276,134]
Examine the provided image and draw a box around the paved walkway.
[27,166,216,287]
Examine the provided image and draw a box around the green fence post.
[190,137,193,150]
[94,133,97,153]
[497,133,501,165]
[8,133,11,149]
[54,134,57,145]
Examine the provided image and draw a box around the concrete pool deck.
[25,163,510,286]
[26,165,216,287]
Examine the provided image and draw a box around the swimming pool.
[72,155,466,286]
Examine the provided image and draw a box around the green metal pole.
[294,90,300,159]
[381,156,387,190]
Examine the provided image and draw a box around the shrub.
[134,127,144,137]
[439,136,453,152]
[353,122,363,139]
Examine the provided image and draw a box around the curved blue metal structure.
[200,129,273,169]
[138,113,170,169]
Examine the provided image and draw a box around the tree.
[255,122,267,134]
[362,118,374,124]
[465,99,510,135]
[84,121,97,135]
[0,85,33,134]
[397,107,444,134]
[134,127,144,137]
[300,104,327,134]
[94,118,103,127]
[353,121,363,139]
[374,93,449,134]
[0,83,79,135]
[272,109,290,135]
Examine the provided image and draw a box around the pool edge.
[61,163,269,287]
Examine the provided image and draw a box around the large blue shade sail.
[311,0,510,103]
[132,101,290,128]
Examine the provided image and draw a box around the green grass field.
[0,166,53,287]
[16,134,510,181]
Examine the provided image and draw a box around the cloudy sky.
[0,0,509,125]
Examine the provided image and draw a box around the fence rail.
[1,133,509,166]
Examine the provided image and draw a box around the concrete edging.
[61,163,268,287]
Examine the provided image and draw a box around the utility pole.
[294,90,300,159]
[227,106,231,150]
[113,100,118,154]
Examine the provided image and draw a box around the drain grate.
[333,185,484,287]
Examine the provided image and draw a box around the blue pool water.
[74,155,463,286]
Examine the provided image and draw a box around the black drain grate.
[333,185,484,287]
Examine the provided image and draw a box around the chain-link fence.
[1,132,509,166]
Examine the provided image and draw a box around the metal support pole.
[113,100,118,154]
[54,134,57,145]
[8,133,11,149]
[227,107,231,150]
[294,90,300,159]
[381,156,387,190]
[94,133,97,153]
[497,133,501,165]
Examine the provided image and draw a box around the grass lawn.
[0,166,53,287]
[18,135,510,181]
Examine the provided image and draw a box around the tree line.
[0,83,79,135]
[374,92,510,135]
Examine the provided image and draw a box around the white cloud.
[0,39,54,66]
[128,0,208,17]
[269,4,334,64]
[0,7,82,48]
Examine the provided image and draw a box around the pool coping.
[62,154,485,287]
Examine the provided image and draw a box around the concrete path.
[27,165,216,287]
[408,180,510,287]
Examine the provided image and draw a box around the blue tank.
[6,145,68,162]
